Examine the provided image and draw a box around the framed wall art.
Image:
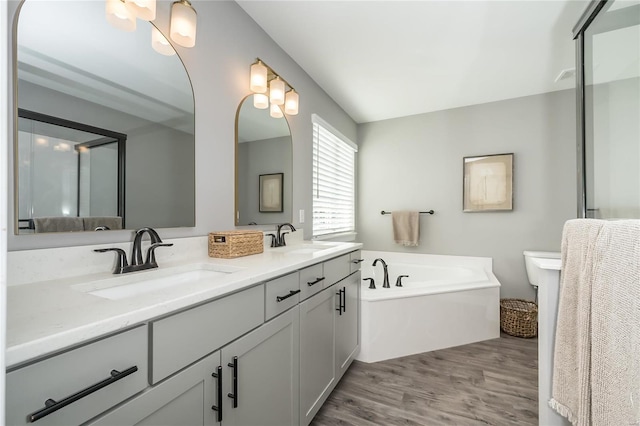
[463,153,513,212]
[259,173,284,212]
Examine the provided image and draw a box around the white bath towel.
[550,219,605,425]
[590,220,640,425]
[392,211,420,247]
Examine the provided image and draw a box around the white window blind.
[312,115,357,238]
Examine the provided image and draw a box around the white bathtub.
[357,250,501,363]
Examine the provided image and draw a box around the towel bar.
[380,210,434,215]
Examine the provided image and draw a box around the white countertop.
[6,239,361,368]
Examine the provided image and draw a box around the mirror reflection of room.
[236,95,292,226]
[15,0,196,234]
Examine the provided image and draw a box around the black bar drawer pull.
[211,366,223,421]
[351,259,364,264]
[336,288,345,315]
[276,289,301,302]
[28,366,138,423]
[228,356,238,408]
[307,277,325,287]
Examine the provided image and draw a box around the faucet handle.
[363,277,376,289]
[395,275,409,287]
[94,248,129,274]
[280,232,289,246]
[145,243,173,266]
[266,233,277,248]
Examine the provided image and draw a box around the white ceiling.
[237,0,593,124]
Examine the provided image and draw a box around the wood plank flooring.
[312,334,538,426]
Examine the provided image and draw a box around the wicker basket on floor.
[500,298,538,338]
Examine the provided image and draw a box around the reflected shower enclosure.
[17,110,125,232]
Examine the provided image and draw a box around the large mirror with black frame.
[235,96,292,226]
[14,0,195,234]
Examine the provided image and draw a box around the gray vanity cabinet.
[6,326,148,426]
[299,286,336,425]
[335,270,361,381]
[221,306,300,426]
[87,350,222,426]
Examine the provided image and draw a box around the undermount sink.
[72,263,243,300]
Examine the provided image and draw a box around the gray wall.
[6,0,357,250]
[357,90,577,299]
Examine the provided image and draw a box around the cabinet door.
[335,271,360,380]
[88,351,221,426]
[299,287,336,426]
[221,307,299,426]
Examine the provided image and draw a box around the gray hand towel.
[83,216,123,231]
[33,216,84,233]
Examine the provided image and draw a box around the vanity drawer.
[265,272,300,320]
[299,263,325,301]
[350,250,363,273]
[323,254,351,288]
[6,325,148,426]
[150,284,264,384]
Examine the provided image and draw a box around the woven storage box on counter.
[208,231,263,259]
[500,298,538,338]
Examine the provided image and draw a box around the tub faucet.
[372,258,390,288]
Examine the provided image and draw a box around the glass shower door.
[581,0,640,219]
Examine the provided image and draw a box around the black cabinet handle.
[27,366,138,423]
[211,366,223,421]
[307,277,325,287]
[336,288,345,315]
[343,287,347,312]
[227,356,238,408]
[351,259,364,264]
[276,289,301,302]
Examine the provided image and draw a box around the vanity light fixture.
[284,89,299,115]
[249,58,299,117]
[106,0,198,51]
[151,26,176,56]
[170,0,197,48]
[250,60,268,93]
[125,0,156,21]
[106,0,137,32]
[270,103,284,119]
[269,77,285,106]
[253,93,269,109]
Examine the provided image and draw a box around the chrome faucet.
[267,223,297,247]
[372,258,390,288]
[94,227,173,274]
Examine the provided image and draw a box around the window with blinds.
[312,115,357,238]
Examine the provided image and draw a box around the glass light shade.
[284,90,299,115]
[250,61,268,93]
[253,94,269,109]
[269,77,285,106]
[270,103,283,118]
[170,0,197,48]
[125,0,156,21]
[151,26,176,56]
[106,0,136,32]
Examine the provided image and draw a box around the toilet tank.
[523,251,561,287]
